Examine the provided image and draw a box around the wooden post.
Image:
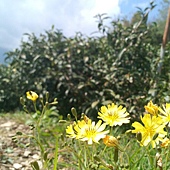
[158,7,170,74]
[162,7,170,48]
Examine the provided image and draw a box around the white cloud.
[0,0,121,50]
[81,0,120,16]
[79,0,120,33]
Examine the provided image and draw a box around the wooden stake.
[162,7,170,48]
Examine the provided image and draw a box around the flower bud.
[71,107,77,118]
[38,95,43,105]
[67,114,71,120]
[80,113,85,120]
[58,120,67,123]
[103,135,119,147]
[50,101,58,105]
[20,97,25,105]
[83,115,90,123]
[103,135,124,151]
[50,98,58,105]
[152,133,159,140]
[45,102,49,106]
[45,91,49,102]
[136,132,142,142]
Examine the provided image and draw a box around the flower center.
[146,127,155,137]
[108,111,119,120]
[85,127,96,137]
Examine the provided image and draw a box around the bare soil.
[0,116,40,170]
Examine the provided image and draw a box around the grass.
[0,111,30,124]
[1,93,170,170]
[1,111,169,170]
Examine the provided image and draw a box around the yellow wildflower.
[132,114,167,148]
[65,122,78,139]
[26,91,38,101]
[66,119,87,139]
[66,118,109,145]
[144,101,159,116]
[98,103,130,126]
[159,103,170,127]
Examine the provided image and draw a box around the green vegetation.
[0,1,170,169]
[1,2,170,120]
[11,90,170,170]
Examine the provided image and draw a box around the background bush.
[0,3,170,119]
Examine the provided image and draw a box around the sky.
[0,0,163,62]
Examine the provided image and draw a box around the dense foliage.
[0,2,170,119]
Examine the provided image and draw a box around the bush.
[1,2,170,120]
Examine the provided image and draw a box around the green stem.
[33,101,38,113]
[84,143,91,169]
[53,136,58,170]
[100,145,107,156]
[33,103,48,168]
[130,146,146,169]
[146,146,153,169]
[124,151,130,169]
[165,147,170,169]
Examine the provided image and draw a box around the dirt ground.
[0,116,40,170]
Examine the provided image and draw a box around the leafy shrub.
[0,64,21,111]
[1,2,170,120]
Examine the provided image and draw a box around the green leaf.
[31,161,40,170]
[16,131,22,135]
[91,100,99,108]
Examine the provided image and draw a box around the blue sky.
[0,0,163,62]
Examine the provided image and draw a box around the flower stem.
[53,136,58,170]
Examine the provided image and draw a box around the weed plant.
[13,91,170,170]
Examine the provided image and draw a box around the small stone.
[0,121,16,127]
[32,154,40,159]
[23,150,31,157]
[13,163,23,169]
[21,160,30,167]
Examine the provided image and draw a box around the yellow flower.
[159,103,170,127]
[144,101,159,116]
[65,122,78,139]
[66,119,87,139]
[132,114,167,148]
[98,103,130,126]
[160,137,170,148]
[66,118,109,145]
[26,91,38,101]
